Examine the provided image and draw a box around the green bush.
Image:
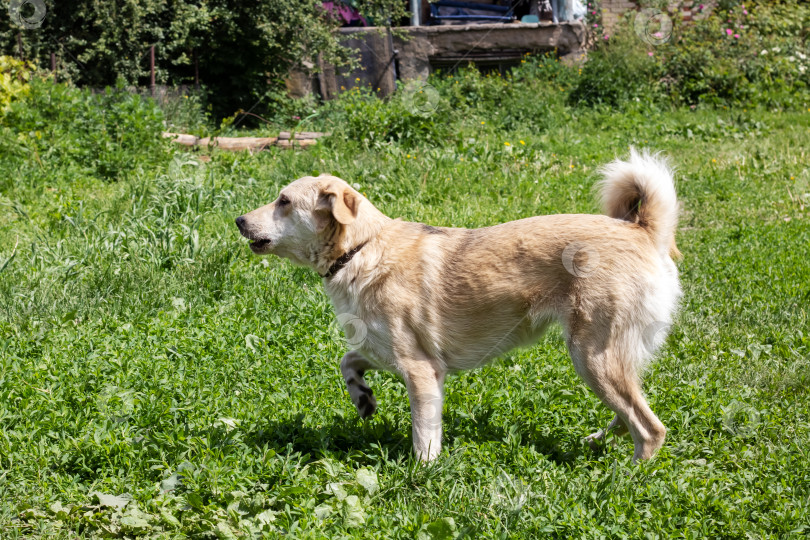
[568,0,809,109]
[323,82,454,148]
[659,1,810,107]
[0,55,33,113]
[569,30,663,107]
[0,76,167,183]
[319,54,579,148]
[432,56,575,132]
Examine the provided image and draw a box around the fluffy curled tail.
[599,148,680,259]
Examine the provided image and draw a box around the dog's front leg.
[340,351,377,418]
[403,364,445,462]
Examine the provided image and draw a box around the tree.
[2,0,406,119]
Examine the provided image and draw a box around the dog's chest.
[329,289,394,368]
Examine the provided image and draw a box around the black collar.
[321,243,367,279]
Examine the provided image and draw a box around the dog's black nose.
[235,216,246,230]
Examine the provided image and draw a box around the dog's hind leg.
[567,333,666,462]
[341,351,377,419]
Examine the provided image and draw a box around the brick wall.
[601,0,639,31]
[600,0,716,33]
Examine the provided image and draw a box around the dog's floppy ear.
[315,181,359,229]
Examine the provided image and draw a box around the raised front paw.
[352,383,377,419]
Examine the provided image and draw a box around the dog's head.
[235,174,365,268]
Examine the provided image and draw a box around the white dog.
[236,149,681,462]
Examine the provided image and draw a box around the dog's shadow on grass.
[245,414,413,461]
[443,409,590,466]
[246,410,590,466]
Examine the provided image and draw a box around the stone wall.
[393,22,587,81]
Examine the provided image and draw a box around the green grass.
[1,102,809,538]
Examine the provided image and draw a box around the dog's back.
[348,149,681,375]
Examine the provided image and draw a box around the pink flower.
[725,28,733,35]
[743,9,748,15]
[734,34,740,39]
[648,51,654,56]
[593,23,598,27]
[698,4,704,10]
[604,34,610,40]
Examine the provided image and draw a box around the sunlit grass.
[0,102,808,537]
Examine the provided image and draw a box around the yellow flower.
[481,121,485,125]
[791,176,795,180]
[407,154,411,158]
[519,140,525,145]
[570,164,574,169]
[712,159,717,163]
[355,78,360,82]
[504,142,511,146]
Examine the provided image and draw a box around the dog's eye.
[278,195,290,206]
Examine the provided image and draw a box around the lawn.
[1,98,809,537]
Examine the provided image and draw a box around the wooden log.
[277,131,330,140]
[275,139,318,148]
[163,132,199,146]
[202,136,278,151]
[162,132,322,151]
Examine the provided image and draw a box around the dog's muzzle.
[235,216,271,252]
